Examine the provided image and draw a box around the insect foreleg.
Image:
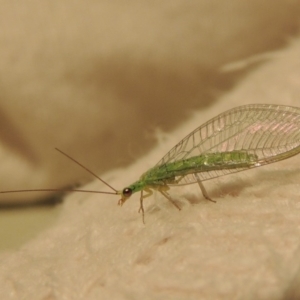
[194,174,216,203]
[138,188,154,223]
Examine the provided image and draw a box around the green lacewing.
[2,104,300,221]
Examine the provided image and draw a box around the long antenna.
[0,148,119,195]
[55,148,118,192]
[0,189,117,195]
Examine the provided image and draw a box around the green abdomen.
[143,151,258,182]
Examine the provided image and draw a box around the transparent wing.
[154,104,300,184]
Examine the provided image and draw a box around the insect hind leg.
[194,174,216,203]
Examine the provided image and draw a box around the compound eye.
[122,187,132,197]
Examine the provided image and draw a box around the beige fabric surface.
[0,1,300,299]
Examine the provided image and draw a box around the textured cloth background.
[0,1,300,299]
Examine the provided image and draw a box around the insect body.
[118,103,300,219]
[2,104,300,221]
[121,151,258,214]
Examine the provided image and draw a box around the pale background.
[0,1,300,299]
